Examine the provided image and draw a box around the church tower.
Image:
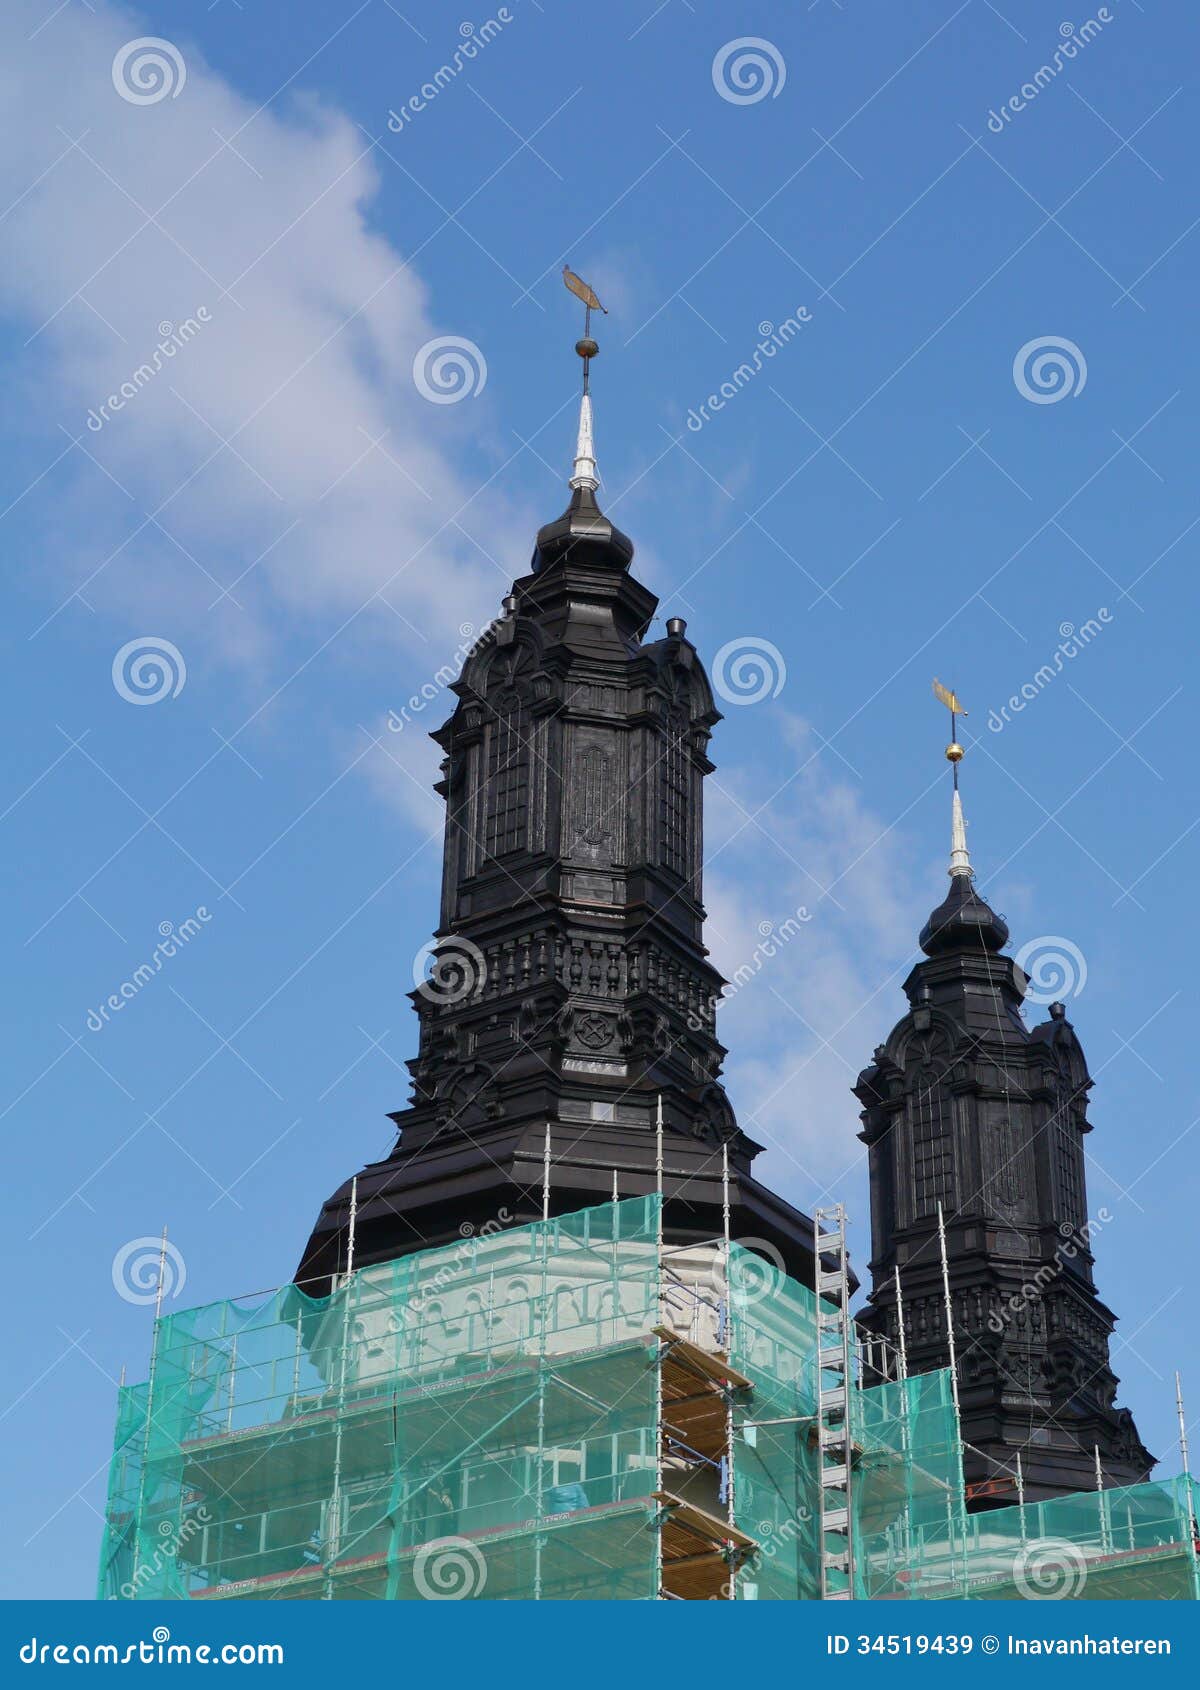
[298,313,821,1292]
[854,717,1154,1504]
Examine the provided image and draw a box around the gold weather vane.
[932,679,966,718]
[563,266,606,314]
[563,266,607,395]
[932,678,967,788]
[933,679,972,877]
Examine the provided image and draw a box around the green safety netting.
[908,1475,1200,1603]
[726,1244,821,1600]
[851,1370,964,1598]
[100,1198,664,1601]
[100,1198,1200,1602]
[97,1381,149,1601]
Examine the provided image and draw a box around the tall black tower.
[854,746,1154,1504]
[298,331,821,1292]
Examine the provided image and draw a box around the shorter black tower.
[854,755,1154,1505]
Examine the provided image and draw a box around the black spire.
[532,288,632,575]
[297,329,824,1294]
[855,755,1153,1505]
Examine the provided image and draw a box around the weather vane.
[932,678,967,790]
[563,265,606,395]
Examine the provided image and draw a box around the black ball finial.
[575,336,599,360]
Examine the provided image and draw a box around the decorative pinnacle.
[569,392,598,492]
[949,786,972,879]
[932,679,972,876]
[562,266,607,489]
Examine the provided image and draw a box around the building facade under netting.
[100,1198,1199,1603]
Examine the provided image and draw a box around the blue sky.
[2,0,1198,1598]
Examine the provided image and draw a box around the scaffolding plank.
[653,1327,754,1392]
[654,1489,758,1554]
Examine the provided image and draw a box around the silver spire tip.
[569,392,598,493]
[949,787,972,878]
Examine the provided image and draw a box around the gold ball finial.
[946,742,965,764]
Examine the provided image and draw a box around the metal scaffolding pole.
[533,1195,550,1600]
[721,1141,736,1591]
[936,1202,968,1589]
[326,1177,358,1600]
[1176,1371,1198,1582]
[654,1096,666,1599]
[893,1262,908,1383]
[813,1205,854,1599]
[130,1227,170,1591]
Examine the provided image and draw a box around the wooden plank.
[654,1326,754,1392]
[653,1489,759,1553]
[661,1550,728,1572]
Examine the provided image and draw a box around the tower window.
[910,1067,955,1216]
[483,696,529,859]
[658,722,690,877]
[1051,1110,1084,1230]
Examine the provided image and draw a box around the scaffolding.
[99,1196,1200,1602]
[812,1206,854,1599]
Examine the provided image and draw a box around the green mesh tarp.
[100,1198,663,1601]
[847,1377,1199,1602]
[96,1383,149,1600]
[726,1244,821,1599]
[945,1475,1200,1602]
[851,1370,963,1598]
[724,1292,963,1601]
[100,1199,1200,1602]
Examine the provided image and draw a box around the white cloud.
[356,711,446,837]
[2,4,940,1225]
[701,713,929,1201]
[1,0,529,664]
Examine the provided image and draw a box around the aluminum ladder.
[813,1204,854,1599]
